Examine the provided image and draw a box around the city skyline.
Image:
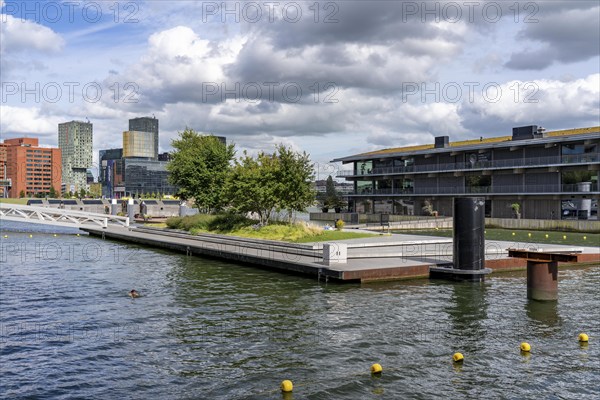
[1,1,598,174]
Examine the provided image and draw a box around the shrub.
[166,216,183,229]
[208,212,256,231]
[181,214,215,231]
[335,219,345,230]
[233,221,323,241]
[511,203,520,213]
[166,214,215,231]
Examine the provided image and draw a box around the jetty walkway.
[81,226,600,282]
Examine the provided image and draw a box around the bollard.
[127,198,135,221]
[111,199,118,215]
[323,243,347,265]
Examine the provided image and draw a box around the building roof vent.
[435,136,449,148]
[512,125,538,141]
[537,126,547,138]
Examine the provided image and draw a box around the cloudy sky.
[1,0,599,176]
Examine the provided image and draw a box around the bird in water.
[129,289,140,298]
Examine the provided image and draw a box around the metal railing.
[338,153,599,177]
[0,203,130,228]
[350,182,599,196]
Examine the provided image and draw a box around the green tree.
[274,144,315,223]
[168,129,236,213]
[19,190,25,198]
[89,183,102,198]
[325,175,336,201]
[226,151,279,225]
[48,186,57,198]
[562,170,593,184]
[322,175,345,210]
[79,188,86,198]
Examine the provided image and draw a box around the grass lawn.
[224,224,375,243]
[286,230,376,243]
[167,214,376,243]
[143,222,168,228]
[392,227,599,247]
[0,198,29,205]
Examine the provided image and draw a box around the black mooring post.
[453,197,485,271]
[430,197,491,281]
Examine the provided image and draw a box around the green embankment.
[166,214,375,243]
[0,198,29,205]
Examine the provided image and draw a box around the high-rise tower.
[58,120,93,193]
[128,117,158,160]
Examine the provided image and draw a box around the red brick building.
[0,143,7,197]
[3,138,62,198]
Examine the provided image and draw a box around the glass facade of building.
[128,117,158,160]
[99,148,124,198]
[123,159,176,197]
[123,131,156,159]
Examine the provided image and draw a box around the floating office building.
[332,126,599,220]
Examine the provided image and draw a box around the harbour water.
[1,222,598,399]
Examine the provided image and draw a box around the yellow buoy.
[76,233,80,237]
[371,363,383,374]
[545,234,549,238]
[583,236,587,240]
[280,380,293,393]
[578,333,589,342]
[528,233,531,237]
[563,235,567,240]
[3,235,7,238]
[520,342,531,352]
[453,352,464,363]
[28,234,33,238]
[512,232,515,236]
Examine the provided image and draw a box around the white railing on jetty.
[0,203,129,228]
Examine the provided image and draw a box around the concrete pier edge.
[81,226,600,283]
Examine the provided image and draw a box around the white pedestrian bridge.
[0,203,129,229]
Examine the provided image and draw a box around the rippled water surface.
[1,222,599,399]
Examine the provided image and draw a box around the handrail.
[337,153,599,176]
[0,203,130,228]
[351,183,599,196]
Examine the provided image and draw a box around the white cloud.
[0,14,65,54]
[472,74,598,120]
[460,73,600,133]
[0,106,62,139]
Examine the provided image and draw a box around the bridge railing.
[0,203,130,228]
